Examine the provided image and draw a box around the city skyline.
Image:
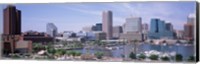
[0,2,196,33]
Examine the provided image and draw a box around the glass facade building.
[148,18,175,39]
[46,23,57,37]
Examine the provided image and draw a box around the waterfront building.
[112,26,123,39]
[148,18,175,39]
[102,10,113,40]
[123,17,142,33]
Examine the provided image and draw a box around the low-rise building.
[120,32,143,42]
[94,31,106,40]
[15,40,32,54]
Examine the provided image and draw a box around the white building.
[123,17,142,33]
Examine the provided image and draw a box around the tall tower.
[102,10,113,40]
[46,23,58,37]
[2,5,22,54]
[3,5,21,35]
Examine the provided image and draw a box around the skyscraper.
[184,23,194,40]
[3,5,21,35]
[102,10,113,40]
[165,23,173,31]
[123,17,142,33]
[187,13,195,25]
[148,18,174,39]
[120,17,143,41]
[183,14,195,40]
[2,5,22,54]
[46,23,57,37]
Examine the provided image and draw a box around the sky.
[0,2,196,33]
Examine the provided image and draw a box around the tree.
[75,51,82,56]
[95,52,104,59]
[149,54,158,60]
[161,56,170,61]
[47,48,56,54]
[55,49,66,55]
[129,52,136,59]
[187,56,195,62]
[138,54,146,59]
[175,54,183,61]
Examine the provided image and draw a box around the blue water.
[70,43,194,60]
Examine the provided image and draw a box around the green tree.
[55,49,66,55]
[129,52,136,59]
[75,51,82,56]
[187,56,195,62]
[175,54,183,61]
[47,48,56,54]
[138,54,146,59]
[149,54,158,60]
[95,52,104,59]
[161,56,170,61]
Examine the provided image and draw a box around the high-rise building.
[148,18,174,39]
[142,23,148,40]
[123,17,142,33]
[120,17,143,42]
[3,5,21,35]
[184,23,194,40]
[187,14,195,25]
[142,23,148,32]
[2,5,22,54]
[165,23,173,31]
[102,10,113,40]
[46,23,57,37]
[112,26,123,39]
[95,23,102,31]
[183,14,195,40]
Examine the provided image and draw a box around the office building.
[3,5,21,35]
[94,31,106,40]
[102,10,113,40]
[15,40,32,54]
[183,14,195,40]
[184,23,194,40]
[2,5,22,54]
[175,30,184,39]
[120,32,143,42]
[142,23,148,33]
[142,23,148,40]
[22,31,54,44]
[165,23,173,31]
[187,13,195,25]
[123,17,142,33]
[46,23,57,37]
[148,18,175,39]
[112,26,123,39]
[95,23,102,31]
